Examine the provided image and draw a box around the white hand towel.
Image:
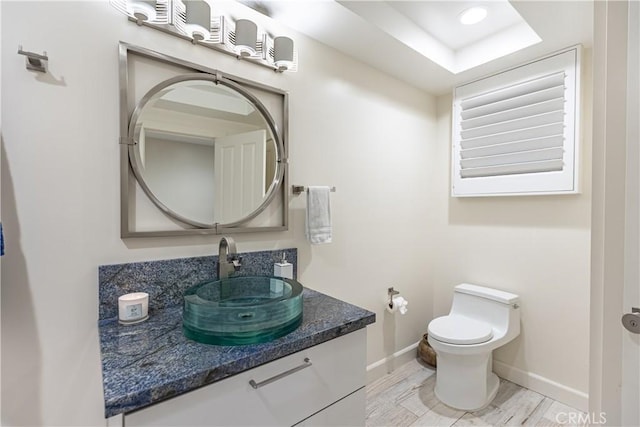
[305,186,332,244]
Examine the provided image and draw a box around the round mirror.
[128,74,284,228]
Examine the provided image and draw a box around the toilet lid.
[428,315,494,345]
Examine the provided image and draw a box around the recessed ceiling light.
[459,7,488,25]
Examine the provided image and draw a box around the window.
[451,47,581,197]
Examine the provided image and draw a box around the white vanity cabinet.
[117,329,366,427]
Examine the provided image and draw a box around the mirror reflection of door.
[213,130,266,223]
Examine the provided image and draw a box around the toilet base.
[433,351,500,411]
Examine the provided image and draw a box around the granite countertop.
[98,288,375,418]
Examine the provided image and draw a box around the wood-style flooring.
[366,358,586,427]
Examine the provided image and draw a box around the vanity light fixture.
[273,36,294,71]
[109,0,298,72]
[234,19,258,57]
[184,0,212,42]
[110,0,168,24]
[130,0,157,22]
[459,6,488,25]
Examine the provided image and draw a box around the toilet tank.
[450,284,520,336]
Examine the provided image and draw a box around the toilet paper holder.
[388,287,399,308]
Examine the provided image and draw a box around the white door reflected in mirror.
[214,130,267,224]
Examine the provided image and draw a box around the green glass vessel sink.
[183,276,303,345]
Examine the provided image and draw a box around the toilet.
[427,283,520,411]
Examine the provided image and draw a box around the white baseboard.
[366,341,420,384]
[493,359,589,412]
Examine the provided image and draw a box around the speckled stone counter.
[98,285,375,417]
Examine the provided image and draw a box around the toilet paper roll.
[387,295,409,315]
[399,303,408,315]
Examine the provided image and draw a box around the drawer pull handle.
[249,358,312,389]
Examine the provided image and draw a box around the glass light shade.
[459,7,488,25]
[129,0,157,21]
[235,19,258,57]
[273,36,294,71]
[184,0,211,41]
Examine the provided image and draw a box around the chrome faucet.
[217,236,242,279]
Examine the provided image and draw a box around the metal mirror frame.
[119,42,289,237]
[128,73,285,229]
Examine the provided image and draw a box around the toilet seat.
[428,315,493,345]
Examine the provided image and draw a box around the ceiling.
[233,0,593,95]
[386,1,524,51]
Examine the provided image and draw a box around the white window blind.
[451,47,581,196]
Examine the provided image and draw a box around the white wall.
[145,137,216,224]
[428,53,593,411]
[0,2,435,425]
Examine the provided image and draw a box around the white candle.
[118,292,149,324]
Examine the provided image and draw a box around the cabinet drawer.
[295,388,365,427]
[125,329,366,426]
